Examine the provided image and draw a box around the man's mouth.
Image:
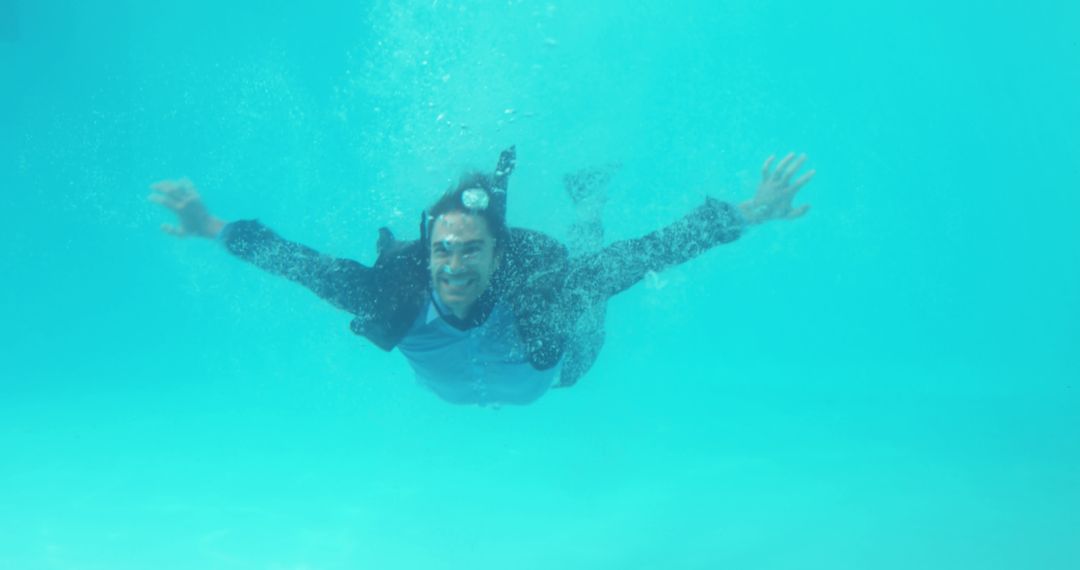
[441,276,475,289]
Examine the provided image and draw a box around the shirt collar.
[426,288,498,329]
[426,292,448,324]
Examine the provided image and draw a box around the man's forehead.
[431,212,490,241]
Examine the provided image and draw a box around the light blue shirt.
[396,294,562,406]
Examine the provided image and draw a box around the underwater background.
[2,0,1078,568]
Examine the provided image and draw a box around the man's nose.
[447,252,466,271]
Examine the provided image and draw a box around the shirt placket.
[467,328,487,403]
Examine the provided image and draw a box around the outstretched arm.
[739,153,815,225]
[565,152,815,300]
[148,178,376,317]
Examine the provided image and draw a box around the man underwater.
[150,147,814,406]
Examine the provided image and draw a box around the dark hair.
[424,171,510,250]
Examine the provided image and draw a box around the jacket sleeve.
[220,220,376,317]
[497,229,572,371]
[566,197,745,300]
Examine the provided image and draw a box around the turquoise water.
[3,1,1078,568]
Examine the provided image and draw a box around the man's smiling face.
[429,211,500,318]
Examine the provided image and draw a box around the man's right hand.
[738,153,814,225]
[148,178,226,239]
